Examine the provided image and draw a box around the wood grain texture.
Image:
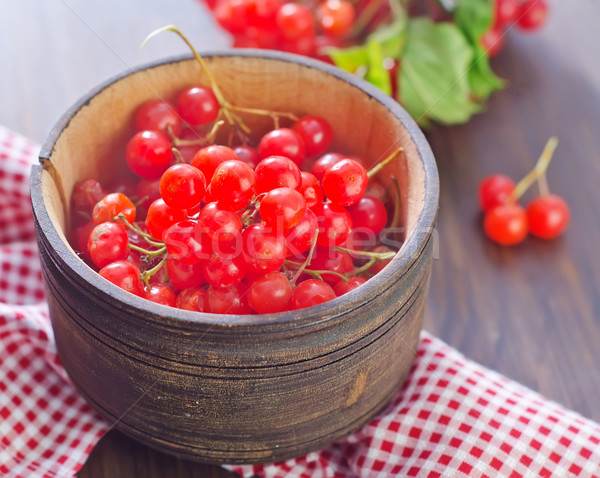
[2,0,600,476]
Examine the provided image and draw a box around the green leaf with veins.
[454,0,493,42]
[398,18,481,125]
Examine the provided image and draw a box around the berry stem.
[171,147,185,163]
[115,214,165,248]
[334,246,396,260]
[509,136,558,202]
[140,256,167,288]
[290,230,320,285]
[390,175,402,229]
[367,148,403,178]
[350,257,377,276]
[128,244,167,257]
[537,171,550,197]
[171,120,225,147]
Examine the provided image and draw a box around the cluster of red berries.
[207,0,356,57]
[481,0,549,57]
[479,137,569,246]
[70,85,398,315]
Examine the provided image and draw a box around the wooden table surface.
[1,1,599,476]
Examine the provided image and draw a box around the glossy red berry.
[322,158,368,207]
[255,156,302,193]
[234,145,260,167]
[175,287,207,311]
[242,223,287,274]
[247,271,293,313]
[159,163,206,210]
[494,0,520,28]
[87,222,129,269]
[164,220,207,264]
[292,115,333,157]
[317,0,356,39]
[98,260,144,297]
[290,279,336,310]
[526,194,570,239]
[316,202,353,247]
[198,201,243,252]
[483,204,528,245]
[478,174,516,212]
[205,283,252,314]
[284,208,318,256]
[192,145,239,183]
[311,152,344,183]
[92,193,136,225]
[347,196,388,238]
[334,276,366,296]
[209,160,257,211]
[299,171,324,209]
[177,86,220,126]
[276,3,315,40]
[308,246,353,285]
[126,130,173,179]
[166,258,205,290]
[517,0,548,31]
[260,187,307,231]
[258,128,305,166]
[145,198,187,240]
[202,253,246,289]
[145,283,177,307]
[135,100,183,137]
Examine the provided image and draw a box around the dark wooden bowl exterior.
[31,51,439,464]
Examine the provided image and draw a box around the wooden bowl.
[31,51,439,464]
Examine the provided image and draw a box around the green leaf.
[398,18,481,125]
[365,40,391,95]
[325,45,369,73]
[366,18,407,59]
[454,0,493,42]
[468,45,505,101]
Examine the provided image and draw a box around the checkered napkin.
[1,125,599,478]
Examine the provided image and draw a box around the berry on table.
[526,194,570,239]
[483,204,528,246]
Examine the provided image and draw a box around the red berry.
[159,163,206,210]
[215,0,250,34]
[292,116,333,157]
[483,204,528,245]
[299,171,324,209]
[177,86,220,126]
[347,196,388,238]
[176,287,207,311]
[311,152,344,183]
[316,202,353,247]
[526,194,569,239]
[255,155,302,193]
[205,283,252,314]
[126,130,173,179]
[145,283,177,307]
[258,128,305,166]
[481,28,505,58]
[289,279,336,310]
[234,145,260,167]
[517,0,548,31]
[135,177,161,214]
[308,246,353,285]
[317,0,356,39]
[202,253,246,289]
[242,223,287,274]
[99,260,144,297]
[247,271,293,313]
[260,187,307,231]
[192,145,239,183]
[164,220,207,264]
[494,0,520,28]
[322,158,368,207]
[87,222,129,269]
[92,193,136,225]
[71,179,106,215]
[368,245,394,275]
[145,198,187,240]
[209,160,256,211]
[285,208,318,256]
[198,201,243,253]
[166,258,205,290]
[478,174,516,212]
[135,100,183,137]
[334,276,366,296]
[276,3,315,41]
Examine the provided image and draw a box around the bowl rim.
[32,49,439,332]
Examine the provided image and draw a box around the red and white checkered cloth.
[1,124,599,477]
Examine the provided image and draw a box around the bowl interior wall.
[42,56,425,254]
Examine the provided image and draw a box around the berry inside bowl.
[31,50,438,464]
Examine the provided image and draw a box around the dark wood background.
[1,1,598,476]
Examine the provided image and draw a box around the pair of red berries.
[482,0,549,58]
[479,173,569,246]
